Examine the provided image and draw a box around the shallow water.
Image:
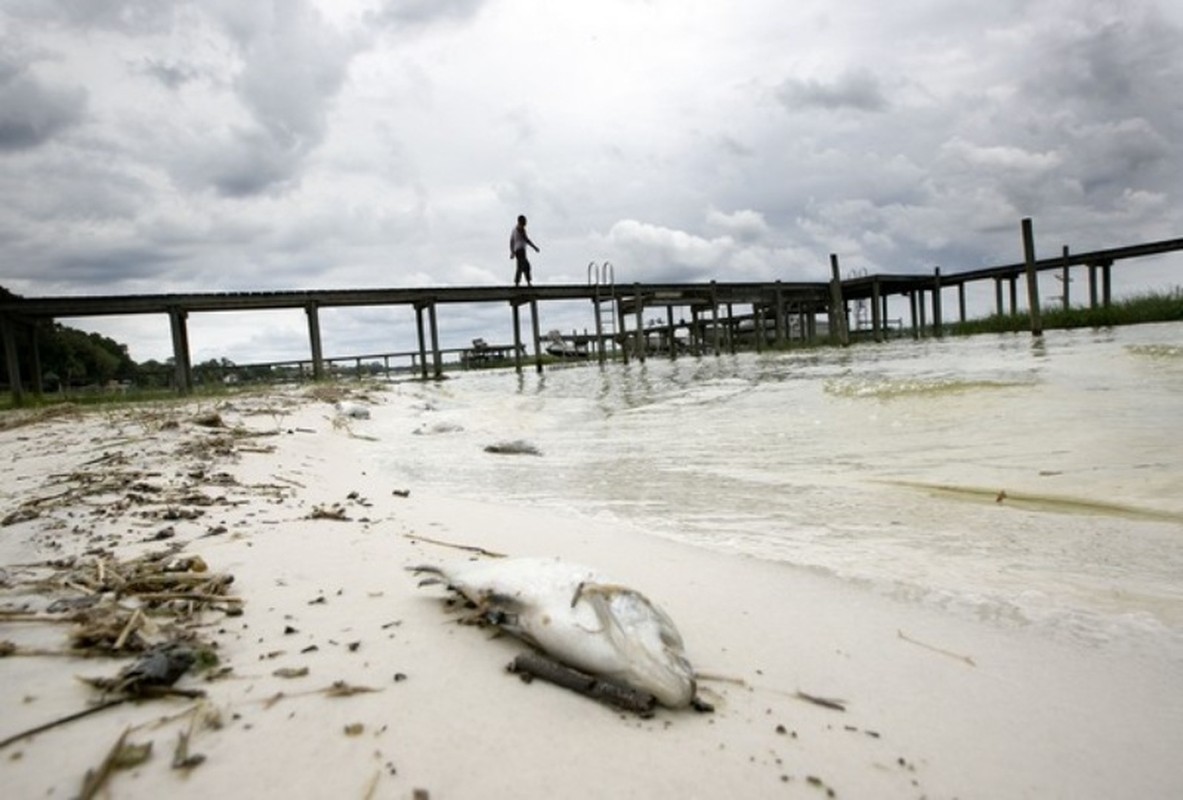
[370,322,1183,658]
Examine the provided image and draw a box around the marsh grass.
[0,378,383,417]
[950,288,1183,335]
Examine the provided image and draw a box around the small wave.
[877,479,1183,523]
[1126,344,1183,359]
[825,376,1029,400]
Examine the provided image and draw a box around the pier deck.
[2,221,1181,404]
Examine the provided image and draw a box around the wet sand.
[1,385,1179,799]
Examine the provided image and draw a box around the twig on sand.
[261,681,383,710]
[362,769,382,800]
[507,651,658,715]
[0,699,127,750]
[112,607,144,651]
[77,725,154,800]
[77,726,132,800]
[898,629,976,666]
[403,532,506,558]
[795,691,847,712]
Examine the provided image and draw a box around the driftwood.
[0,699,127,750]
[795,690,846,712]
[402,532,505,558]
[898,629,976,666]
[507,651,657,715]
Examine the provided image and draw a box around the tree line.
[0,320,285,392]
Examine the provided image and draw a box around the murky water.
[370,322,1183,658]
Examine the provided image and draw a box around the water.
[370,322,1183,659]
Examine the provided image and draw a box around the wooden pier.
[2,219,1181,404]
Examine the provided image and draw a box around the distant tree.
[0,318,138,389]
[135,359,173,389]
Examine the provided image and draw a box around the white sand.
[1,387,1180,799]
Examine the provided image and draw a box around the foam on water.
[369,322,1183,659]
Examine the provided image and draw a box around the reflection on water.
[372,322,1183,657]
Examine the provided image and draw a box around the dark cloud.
[177,127,304,198]
[137,57,201,90]
[51,244,183,284]
[178,1,363,196]
[777,68,888,113]
[4,0,175,33]
[367,0,486,30]
[1024,10,1182,120]
[0,73,87,151]
[988,8,1183,216]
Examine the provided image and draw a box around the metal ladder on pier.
[588,261,617,363]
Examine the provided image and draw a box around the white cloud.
[706,208,770,243]
[940,139,1063,173]
[777,68,889,113]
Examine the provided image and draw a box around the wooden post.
[415,304,429,380]
[1,314,23,406]
[710,282,721,356]
[828,254,850,346]
[775,284,787,347]
[530,297,543,373]
[619,297,629,364]
[1101,260,1113,307]
[30,321,43,396]
[168,307,193,394]
[726,303,736,353]
[305,301,324,381]
[616,298,629,365]
[666,305,676,358]
[428,302,442,379]
[994,277,1004,316]
[1088,263,1099,308]
[593,295,605,366]
[918,289,927,336]
[512,301,524,372]
[633,284,645,363]
[908,292,919,339]
[1021,217,1043,336]
[958,283,967,323]
[932,267,943,337]
[1061,245,1071,310]
[754,306,765,353]
[1008,277,1018,316]
[871,278,882,342]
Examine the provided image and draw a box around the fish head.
[582,585,697,708]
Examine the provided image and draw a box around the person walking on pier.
[510,214,540,286]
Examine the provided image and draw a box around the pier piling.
[1021,217,1043,336]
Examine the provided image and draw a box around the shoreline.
[1,387,1180,798]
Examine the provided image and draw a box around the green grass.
[0,378,385,414]
[0,384,237,413]
[950,288,1183,336]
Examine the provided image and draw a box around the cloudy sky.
[2,0,1182,363]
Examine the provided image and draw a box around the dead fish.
[483,440,541,456]
[334,401,371,420]
[408,557,696,708]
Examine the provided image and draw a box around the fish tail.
[405,564,447,587]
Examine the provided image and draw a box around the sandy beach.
[1,384,1180,799]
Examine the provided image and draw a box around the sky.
[2,0,1182,364]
